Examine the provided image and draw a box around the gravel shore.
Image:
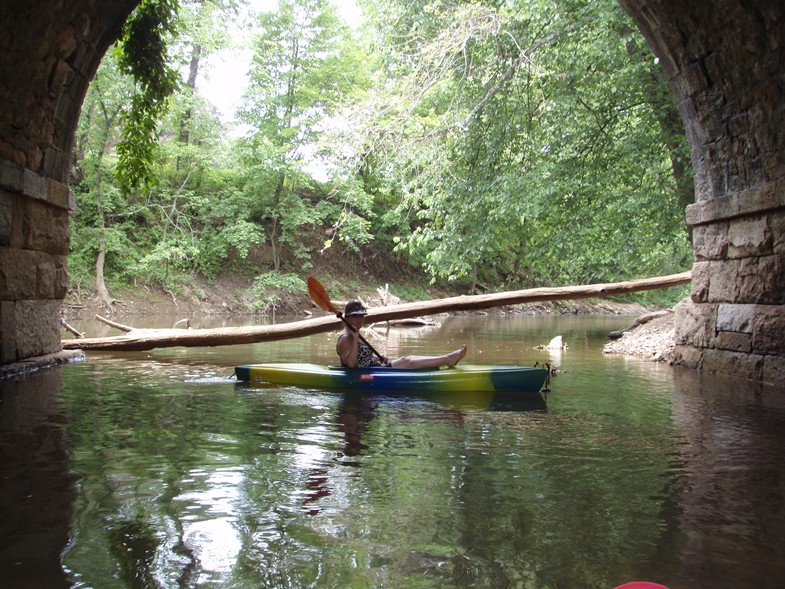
[602,310,676,363]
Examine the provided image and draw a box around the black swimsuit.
[338,335,384,367]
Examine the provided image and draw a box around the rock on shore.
[602,309,676,363]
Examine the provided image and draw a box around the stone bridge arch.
[1,0,783,385]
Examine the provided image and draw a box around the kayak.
[234,363,549,394]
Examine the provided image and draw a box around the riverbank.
[602,309,677,363]
[62,273,660,322]
[61,277,678,362]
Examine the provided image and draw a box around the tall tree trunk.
[94,153,115,310]
[178,43,202,146]
[94,110,118,310]
[71,101,96,186]
[270,173,287,272]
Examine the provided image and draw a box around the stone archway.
[0,1,138,370]
[619,0,785,386]
[1,0,783,385]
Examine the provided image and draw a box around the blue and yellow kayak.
[234,363,549,394]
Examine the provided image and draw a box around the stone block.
[707,258,740,302]
[55,262,68,299]
[36,257,68,299]
[709,255,785,305]
[51,63,76,111]
[0,300,14,363]
[751,254,785,304]
[691,161,712,204]
[716,303,756,332]
[702,348,764,381]
[685,203,701,227]
[690,261,711,303]
[23,200,70,254]
[752,305,785,354]
[762,355,785,388]
[0,158,23,192]
[45,178,72,211]
[683,59,710,94]
[693,222,728,260]
[740,179,785,216]
[0,192,12,247]
[14,299,62,359]
[43,146,72,184]
[671,344,703,370]
[772,210,785,254]
[727,215,771,258]
[23,167,47,201]
[701,193,739,223]
[727,112,748,138]
[0,247,38,299]
[736,257,767,303]
[714,331,752,353]
[762,153,783,183]
[674,299,716,347]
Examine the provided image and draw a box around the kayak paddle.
[306,276,386,364]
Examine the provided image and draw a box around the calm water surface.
[2,314,785,589]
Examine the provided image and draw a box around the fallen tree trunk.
[62,271,691,352]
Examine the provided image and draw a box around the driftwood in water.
[95,315,134,332]
[60,318,83,339]
[377,317,438,327]
[608,309,675,340]
[62,271,691,352]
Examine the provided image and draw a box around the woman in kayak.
[337,300,467,369]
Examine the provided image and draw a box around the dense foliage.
[69,0,693,309]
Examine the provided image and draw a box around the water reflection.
[0,370,74,589]
[667,369,785,589]
[336,393,374,463]
[2,315,785,588]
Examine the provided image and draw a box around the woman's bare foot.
[446,344,467,367]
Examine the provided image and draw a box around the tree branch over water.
[62,272,691,352]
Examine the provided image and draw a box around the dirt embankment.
[62,277,655,323]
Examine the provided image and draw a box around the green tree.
[115,0,182,193]
[71,51,138,308]
[341,0,692,292]
[237,0,369,271]
[71,0,254,299]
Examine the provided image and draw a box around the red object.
[614,583,670,589]
[307,276,338,314]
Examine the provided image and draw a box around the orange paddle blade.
[307,276,339,314]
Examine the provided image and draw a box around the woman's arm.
[336,332,359,367]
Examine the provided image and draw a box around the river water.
[1,314,784,589]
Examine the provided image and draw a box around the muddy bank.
[62,270,662,322]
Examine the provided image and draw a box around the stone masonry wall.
[675,197,785,387]
[0,1,136,367]
[620,0,785,387]
[0,161,72,362]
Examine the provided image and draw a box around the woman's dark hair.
[344,300,367,316]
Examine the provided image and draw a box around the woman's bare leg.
[390,344,467,369]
